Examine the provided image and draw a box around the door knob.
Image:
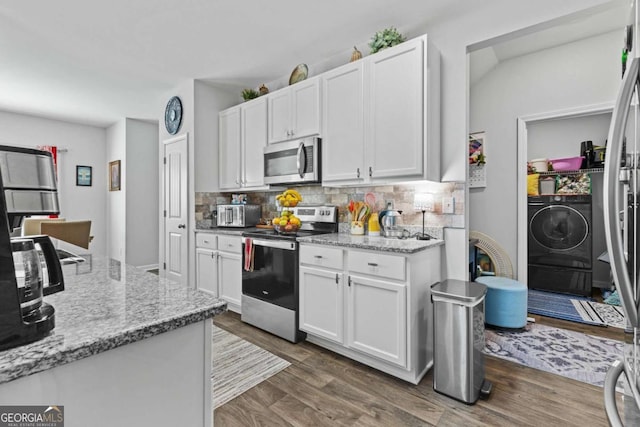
[178,224,186,229]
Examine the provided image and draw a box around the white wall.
[0,110,107,255]
[469,30,619,274]
[528,113,612,160]
[125,119,159,267]
[106,120,126,263]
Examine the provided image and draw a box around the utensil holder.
[350,221,364,235]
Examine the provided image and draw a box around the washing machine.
[528,194,592,296]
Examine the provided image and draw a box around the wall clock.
[164,96,183,135]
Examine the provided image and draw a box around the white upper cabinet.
[321,61,365,182]
[218,107,241,190]
[367,38,424,180]
[322,35,440,186]
[268,78,321,144]
[241,97,268,188]
[219,97,268,191]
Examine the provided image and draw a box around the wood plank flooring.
[214,312,627,426]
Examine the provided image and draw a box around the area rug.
[571,299,627,329]
[212,325,290,408]
[528,289,605,326]
[484,323,624,387]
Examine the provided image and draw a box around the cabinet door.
[196,247,218,296]
[367,37,424,180]
[299,266,344,344]
[219,107,241,190]
[241,97,267,188]
[291,78,321,139]
[268,90,292,144]
[321,63,365,183]
[346,274,407,367]
[218,250,242,313]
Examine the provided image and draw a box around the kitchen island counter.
[0,254,225,427]
[297,232,444,254]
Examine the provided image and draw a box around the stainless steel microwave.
[216,204,261,228]
[263,137,321,185]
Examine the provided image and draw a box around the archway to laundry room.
[468,5,627,298]
[466,0,629,391]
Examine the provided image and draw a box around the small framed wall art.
[109,160,121,191]
[469,131,487,188]
[76,165,92,186]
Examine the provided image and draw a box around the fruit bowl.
[274,223,300,235]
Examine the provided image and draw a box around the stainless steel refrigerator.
[603,0,640,423]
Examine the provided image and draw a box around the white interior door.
[163,134,188,285]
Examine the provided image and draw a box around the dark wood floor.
[213,312,628,426]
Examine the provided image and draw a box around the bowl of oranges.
[272,209,301,234]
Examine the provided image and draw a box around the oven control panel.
[281,205,338,223]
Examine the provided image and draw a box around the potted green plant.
[369,27,406,54]
[241,88,259,101]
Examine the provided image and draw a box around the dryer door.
[529,205,591,268]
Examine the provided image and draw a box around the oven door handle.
[248,238,296,251]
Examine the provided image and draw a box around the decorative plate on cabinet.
[164,96,183,135]
[289,64,308,85]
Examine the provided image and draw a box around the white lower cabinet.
[299,266,343,344]
[195,233,242,313]
[346,274,406,367]
[218,249,241,313]
[196,247,218,296]
[299,243,441,384]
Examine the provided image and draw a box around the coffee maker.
[0,145,65,351]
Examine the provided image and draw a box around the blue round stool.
[475,276,527,328]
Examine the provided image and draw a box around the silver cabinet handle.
[369,166,373,177]
[367,262,378,267]
[335,273,339,284]
[314,255,323,259]
[348,276,352,287]
[178,224,186,229]
[203,239,210,244]
[357,168,360,178]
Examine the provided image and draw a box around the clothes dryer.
[528,194,592,296]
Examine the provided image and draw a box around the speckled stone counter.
[297,232,444,254]
[0,255,226,385]
[195,227,257,236]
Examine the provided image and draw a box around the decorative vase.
[350,220,365,235]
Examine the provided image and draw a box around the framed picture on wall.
[109,160,121,191]
[76,165,92,186]
[469,131,487,188]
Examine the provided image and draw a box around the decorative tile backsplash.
[196,182,464,235]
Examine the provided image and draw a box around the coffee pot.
[378,202,404,238]
[13,235,64,319]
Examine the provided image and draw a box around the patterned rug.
[212,325,290,408]
[571,299,627,329]
[527,289,605,326]
[484,323,624,387]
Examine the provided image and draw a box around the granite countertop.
[0,255,227,385]
[195,227,258,236]
[297,232,444,254]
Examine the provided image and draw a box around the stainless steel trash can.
[431,279,491,404]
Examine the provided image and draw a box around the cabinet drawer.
[218,235,241,253]
[348,251,406,281]
[300,245,343,270]
[196,233,217,250]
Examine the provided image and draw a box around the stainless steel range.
[241,205,338,343]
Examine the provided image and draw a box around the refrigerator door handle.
[604,55,640,328]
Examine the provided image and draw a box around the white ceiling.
[469,1,629,85]
[0,1,630,128]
